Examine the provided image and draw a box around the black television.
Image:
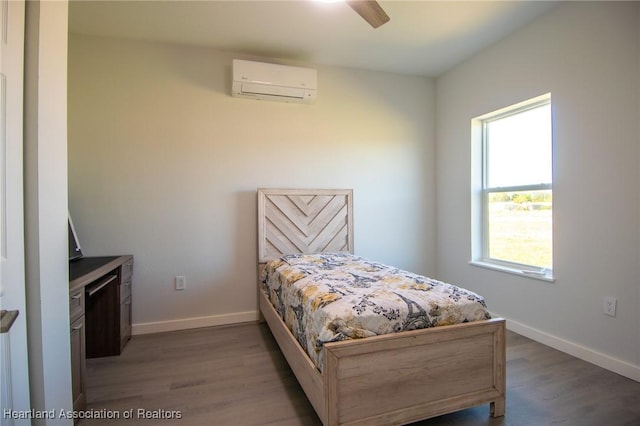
[68,214,84,261]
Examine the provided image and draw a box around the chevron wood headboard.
[257,188,354,263]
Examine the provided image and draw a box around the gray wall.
[436,1,640,379]
[67,35,436,333]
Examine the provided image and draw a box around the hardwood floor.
[83,322,640,426]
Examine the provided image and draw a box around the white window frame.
[470,94,554,281]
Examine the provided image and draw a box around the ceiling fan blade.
[346,0,390,29]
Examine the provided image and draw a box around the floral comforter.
[260,252,491,371]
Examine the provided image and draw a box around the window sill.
[469,260,555,282]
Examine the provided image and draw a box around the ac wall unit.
[231,59,317,104]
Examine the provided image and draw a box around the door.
[0,0,30,421]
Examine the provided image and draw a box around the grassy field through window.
[487,192,552,269]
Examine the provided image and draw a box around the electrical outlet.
[603,296,616,317]
[175,276,186,291]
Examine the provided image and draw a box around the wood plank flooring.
[82,322,640,426]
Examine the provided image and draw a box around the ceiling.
[68,0,558,77]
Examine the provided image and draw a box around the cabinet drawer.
[69,289,85,323]
[120,278,132,303]
[120,296,132,351]
[70,315,86,414]
[121,259,133,283]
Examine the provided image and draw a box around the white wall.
[24,0,73,422]
[67,35,435,333]
[436,2,640,380]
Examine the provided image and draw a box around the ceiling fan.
[346,0,390,28]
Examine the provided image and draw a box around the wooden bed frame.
[257,188,505,426]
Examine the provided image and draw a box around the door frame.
[1,0,30,420]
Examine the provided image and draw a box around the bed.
[257,188,505,426]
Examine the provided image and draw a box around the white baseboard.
[496,313,640,383]
[132,311,260,335]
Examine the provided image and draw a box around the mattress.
[260,252,491,371]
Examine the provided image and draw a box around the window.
[471,94,553,280]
